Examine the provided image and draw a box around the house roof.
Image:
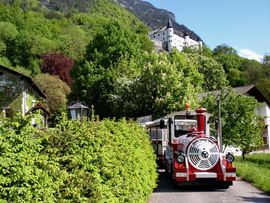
[199,85,270,106]
[0,64,46,99]
[25,102,50,116]
[234,85,270,105]
[67,102,89,109]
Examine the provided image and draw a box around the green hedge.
[0,115,157,202]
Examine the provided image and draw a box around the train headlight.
[226,153,235,163]
[177,154,185,163]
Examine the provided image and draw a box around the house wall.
[0,69,44,117]
[256,103,270,149]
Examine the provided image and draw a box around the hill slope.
[114,0,202,41]
[39,0,202,41]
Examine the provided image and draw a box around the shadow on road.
[237,192,270,203]
[154,169,228,193]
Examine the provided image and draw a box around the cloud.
[238,49,263,62]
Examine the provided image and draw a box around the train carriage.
[145,108,236,188]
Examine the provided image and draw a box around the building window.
[153,36,155,38]
[158,34,160,36]
[3,107,13,118]
[4,87,14,98]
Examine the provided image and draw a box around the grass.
[235,154,270,195]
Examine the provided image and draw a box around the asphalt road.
[149,170,270,203]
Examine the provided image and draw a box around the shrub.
[0,115,157,202]
[0,116,63,202]
[45,117,157,202]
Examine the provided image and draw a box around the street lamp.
[67,102,89,120]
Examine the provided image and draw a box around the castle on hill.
[149,19,203,52]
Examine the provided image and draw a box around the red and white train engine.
[146,108,236,188]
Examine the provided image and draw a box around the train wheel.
[218,183,231,189]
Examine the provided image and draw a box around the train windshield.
[174,119,197,137]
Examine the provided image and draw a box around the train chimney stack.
[195,108,206,134]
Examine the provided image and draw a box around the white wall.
[149,27,201,52]
[151,30,168,42]
[256,103,270,149]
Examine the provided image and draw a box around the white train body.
[146,108,236,188]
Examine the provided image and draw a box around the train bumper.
[175,171,236,182]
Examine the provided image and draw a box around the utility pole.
[217,97,223,152]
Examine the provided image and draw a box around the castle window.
[153,36,155,38]
[163,32,165,35]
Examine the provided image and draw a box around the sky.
[146,0,270,61]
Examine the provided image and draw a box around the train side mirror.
[215,119,218,129]
[160,119,166,129]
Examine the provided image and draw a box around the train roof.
[167,110,212,117]
[142,110,212,128]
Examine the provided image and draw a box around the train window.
[174,119,197,137]
[168,118,172,141]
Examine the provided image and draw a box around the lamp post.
[67,102,89,120]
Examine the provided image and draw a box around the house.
[0,65,49,126]
[200,85,270,150]
[149,19,203,52]
[234,85,270,149]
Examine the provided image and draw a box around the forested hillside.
[0,0,269,119]
[0,0,150,74]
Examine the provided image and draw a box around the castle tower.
[184,31,189,47]
[166,18,173,52]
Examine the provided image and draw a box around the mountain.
[114,0,202,41]
[40,0,95,12]
[39,0,202,41]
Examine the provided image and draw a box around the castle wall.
[149,25,201,52]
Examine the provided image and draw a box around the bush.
[0,116,62,202]
[0,115,157,202]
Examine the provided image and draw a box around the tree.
[262,53,270,67]
[242,58,263,84]
[214,53,245,86]
[184,53,228,91]
[201,89,264,159]
[262,53,270,78]
[84,20,152,68]
[71,19,152,118]
[257,79,270,101]
[41,53,74,86]
[34,73,71,114]
[112,52,203,118]
[183,44,213,57]
[213,44,237,56]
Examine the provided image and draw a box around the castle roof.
[167,18,173,29]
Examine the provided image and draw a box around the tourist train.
[145,106,236,188]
